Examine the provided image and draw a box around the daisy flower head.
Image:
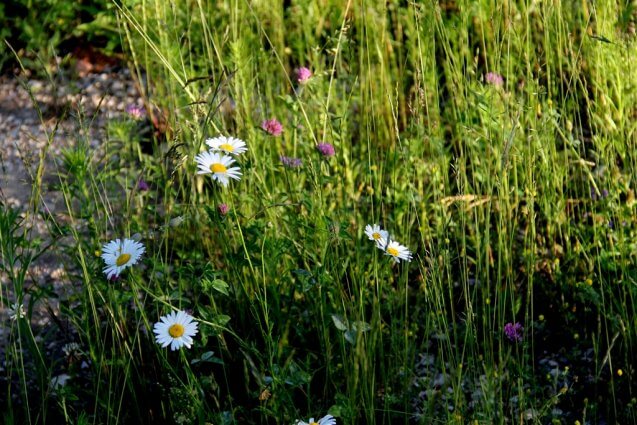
[153,310,199,351]
[261,118,283,136]
[364,224,389,249]
[205,135,248,156]
[101,238,145,279]
[295,415,336,425]
[384,240,413,263]
[195,151,242,186]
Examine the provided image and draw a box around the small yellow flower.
[617,369,623,377]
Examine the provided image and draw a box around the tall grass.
[2,0,637,423]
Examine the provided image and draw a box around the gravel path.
[0,69,140,207]
[0,68,141,330]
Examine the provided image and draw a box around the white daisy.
[364,224,389,249]
[205,135,248,155]
[295,415,337,425]
[153,310,199,351]
[101,238,145,279]
[195,151,242,186]
[384,240,413,263]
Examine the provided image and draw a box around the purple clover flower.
[137,178,150,191]
[280,155,303,168]
[504,322,523,342]
[126,104,146,120]
[590,186,609,201]
[261,118,283,136]
[485,72,504,87]
[316,142,335,157]
[296,67,312,84]
[218,203,229,216]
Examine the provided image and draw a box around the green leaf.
[213,314,231,327]
[331,314,348,331]
[210,279,229,296]
[352,321,371,332]
[344,329,357,345]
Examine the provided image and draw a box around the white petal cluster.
[364,224,389,249]
[205,135,248,155]
[384,240,413,263]
[196,136,248,186]
[364,223,413,263]
[295,414,337,425]
[101,238,145,279]
[153,310,199,351]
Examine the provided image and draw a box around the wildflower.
[617,369,623,377]
[504,322,524,342]
[296,67,313,84]
[384,240,413,263]
[153,310,199,351]
[280,155,303,168]
[137,178,150,191]
[62,342,82,357]
[485,72,504,87]
[316,142,335,157]
[364,224,388,249]
[218,203,229,215]
[8,303,25,320]
[50,374,71,390]
[205,135,248,155]
[125,104,146,120]
[101,238,145,279]
[261,118,283,136]
[295,415,336,425]
[195,151,242,186]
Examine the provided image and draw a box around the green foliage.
[0,0,119,71]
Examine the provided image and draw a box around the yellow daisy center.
[210,163,227,173]
[387,247,399,257]
[219,143,234,152]
[372,232,381,240]
[310,422,319,425]
[116,253,131,266]
[168,323,185,338]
